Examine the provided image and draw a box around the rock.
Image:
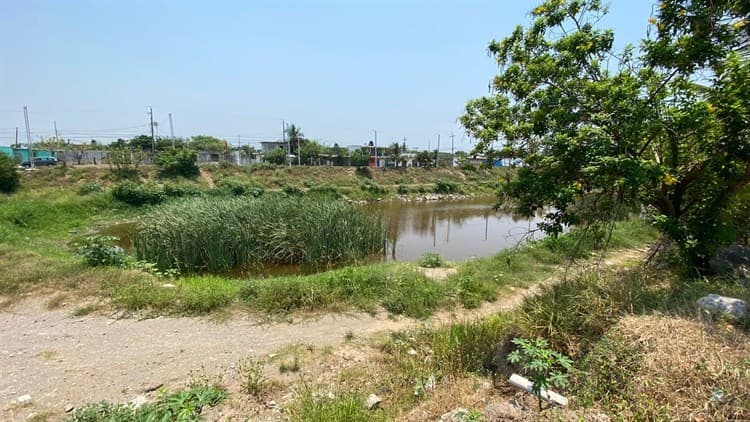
[365,394,382,410]
[64,404,75,413]
[440,407,470,421]
[483,401,526,420]
[709,245,750,274]
[265,400,279,410]
[130,395,148,409]
[697,294,747,320]
[161,283,176,289]
[17,394,32,403]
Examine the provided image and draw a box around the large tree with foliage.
[189,135,228,153]
[461,0,750,266]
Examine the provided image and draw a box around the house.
[260,141,287,154]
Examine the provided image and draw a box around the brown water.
[366,197,543,262]
[102,197,543,276]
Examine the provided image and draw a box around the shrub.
[360,179,386,194]
[265,148,286,165]
[354,166,372,178]
[76,235,126,267]
[282,184,304,196]
[434,179,459,194]
[111,182,165,206]
[77,182,104,195]
[308,183,342,199]
[155,147,199,178]
[397,183,408,195]
[0,153,20,194]
[162,182,202,198]
[418,252,444,268]
[107,146,145,180]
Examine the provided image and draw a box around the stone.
[697,294,747,320]
[483,401,526,420]
[440,407,469,421]
[365,393,382,410]
[709,245,750,274]
[162,283,176,289]
[130,395,148,409]
[16,394,31,403]
[64,404,75,413]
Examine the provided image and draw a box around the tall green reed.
[134,196,386,274]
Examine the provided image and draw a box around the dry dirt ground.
[0,250,646,421]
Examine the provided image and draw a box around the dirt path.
[0,248,646,421]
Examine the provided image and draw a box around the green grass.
[134,196,387,274]
[291,389,387,422]
[67,384,226,422]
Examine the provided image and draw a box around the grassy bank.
[108,218,657,318]
[295,260,749,420]
[15,164,506,201]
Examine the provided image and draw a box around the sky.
[1,0,657,151]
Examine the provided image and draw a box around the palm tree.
[285,124,305,165]
[389,142,402,167]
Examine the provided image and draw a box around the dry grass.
[612,315,750,421]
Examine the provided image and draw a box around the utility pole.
[23,106,33,169]
[148,107,156,152]
[54,121,59,145]
[168,113,175,146]
[282,120,289,166]
[450,132,455,167]
[373,129,378,168]
[435,133,441,168]
[15,127,19,148]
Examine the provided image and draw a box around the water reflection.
[102,198,545,275]
[363,197,543,262]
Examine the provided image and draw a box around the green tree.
[461,0,750,266]
[264,147,286,165]
[300,140,325,165]
[155,147,199,178]
[0,153,20,194]
[350,149,370,167]
[128,135,155,151]
[415,151,433,168]
[189,135,228,153]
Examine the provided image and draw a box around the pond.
[101,197,544,275]
[366,197,543,262]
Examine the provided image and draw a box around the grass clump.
[112,276,239,315]
[134,196,386,274]
[418,252,444,268]
[240,265,445,318]
[76,182,103,195]
[291,389,386,422]
[111,182,165,206]
[67,384,226,422]
[433,179,459,194]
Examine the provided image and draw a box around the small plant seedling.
[344,330,355,341]
[419,252,444,268]
[238,358,267,398]
[507,337,573,411]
